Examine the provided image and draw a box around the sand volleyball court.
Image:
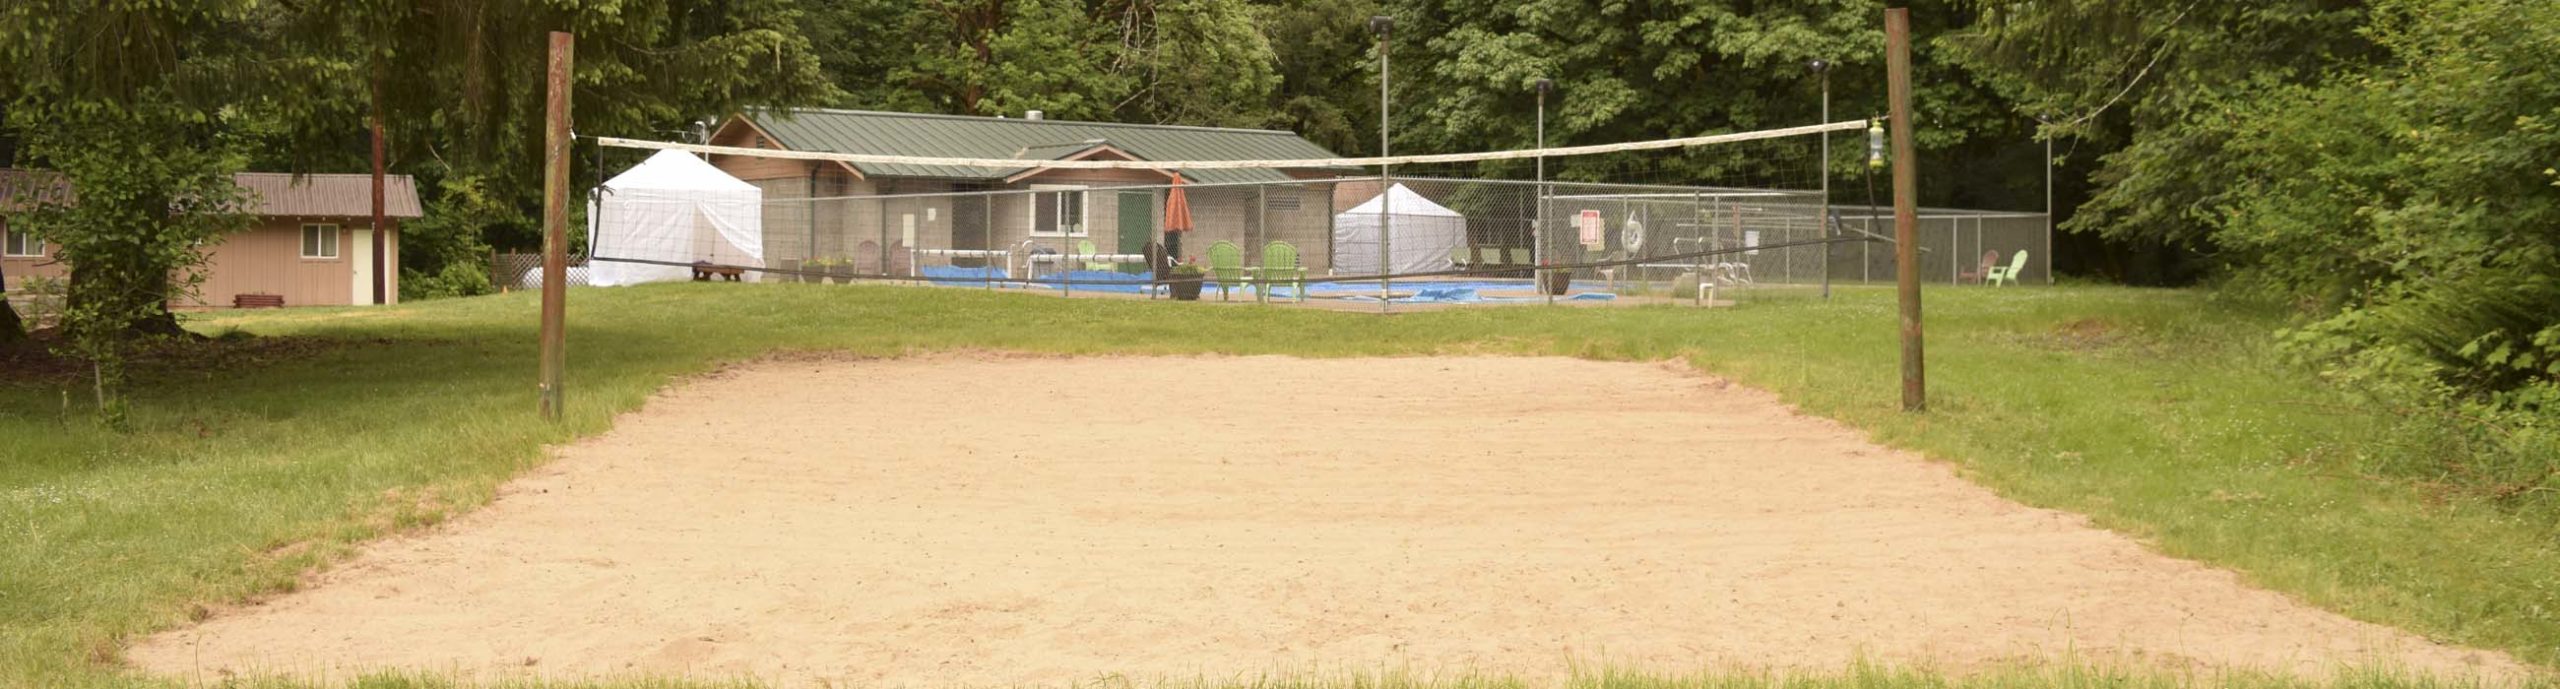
[131,356,2520,686]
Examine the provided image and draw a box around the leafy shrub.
[2164,0,2560,412]
[400,261,494,301]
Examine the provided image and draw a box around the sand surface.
[131,356,2520,686]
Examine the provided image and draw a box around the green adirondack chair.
[1256,241,1308,303]
[1986,250,2031,286]
[1077,239,1111,273]
[1206,240,1248,300]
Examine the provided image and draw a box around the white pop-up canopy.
[589,150,765,286]
[1332,183,1465,275]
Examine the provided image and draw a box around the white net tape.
[595,119,1872,171]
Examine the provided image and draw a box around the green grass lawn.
[2,283,2554,688]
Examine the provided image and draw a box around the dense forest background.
[3,0,2554,425]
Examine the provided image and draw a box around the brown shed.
[1,170,424,309]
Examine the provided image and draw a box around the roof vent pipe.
[1025,110,1044,121]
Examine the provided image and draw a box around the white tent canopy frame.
[1333,183,1466,275]
[589,150,766,286]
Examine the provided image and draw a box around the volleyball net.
[581,118,2040,302]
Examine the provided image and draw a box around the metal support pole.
[1373,16,1395,312]
[1536,78,1554,306]
[1693,191,1705,307]
[1063,205,1074,299]
[1887,8,1926,412]
[2045,132,2056,285]
[537,31,574,420]
[1813,60,1832,300]
[806,167,820,266]
[984,195,995,288]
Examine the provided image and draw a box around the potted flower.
[1166,259,1208,301]
[1537,264,1572,296]
[805,257,839,284]
[826,256,857,283]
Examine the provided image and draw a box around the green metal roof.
[742,108,1344,185]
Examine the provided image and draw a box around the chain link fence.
[491,253,591,291]
[601,174,2048,301]
[1835,209,2054,286]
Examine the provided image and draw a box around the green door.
[1117,191,1154,274]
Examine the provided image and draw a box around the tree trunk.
[0,299,23,344]
[61,263,195,340]
[0,259,21,343]
[127,308,188,338]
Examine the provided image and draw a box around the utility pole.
[538,31,574,420]
[370,62,388,306]
[1886,8,1925,412]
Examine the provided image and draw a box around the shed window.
[301,223,340,259]
[1265,192,1301,212]
[3,224,41,257]
[1028,185,1088,237]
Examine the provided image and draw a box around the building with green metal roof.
[705,108,1353,275]
[729,107,1346,185]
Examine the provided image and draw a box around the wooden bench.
[233,293,285,309]
[690,262,745,282]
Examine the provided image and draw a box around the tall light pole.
[1810,58,1832,300]
[1372,15,1395,310]
[2044,119,2056,285]
[1536,77,1554,305]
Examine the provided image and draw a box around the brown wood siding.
[189,218,360,308]
[1,215,70,285]
[1008,168,1172,186]
[6,216,403,307]
[706,120,842,183]
[713,153,816,183]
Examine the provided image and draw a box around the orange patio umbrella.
[1162,172,1195,259]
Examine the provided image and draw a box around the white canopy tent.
[589,150,765,286]
[1332,183,1466,275]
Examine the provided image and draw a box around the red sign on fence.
[1577,210,1604,248]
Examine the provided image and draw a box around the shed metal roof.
[0,169,422,218]
[741,109,1346,185]
[234,173,424,218]
[0,169,72,211]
